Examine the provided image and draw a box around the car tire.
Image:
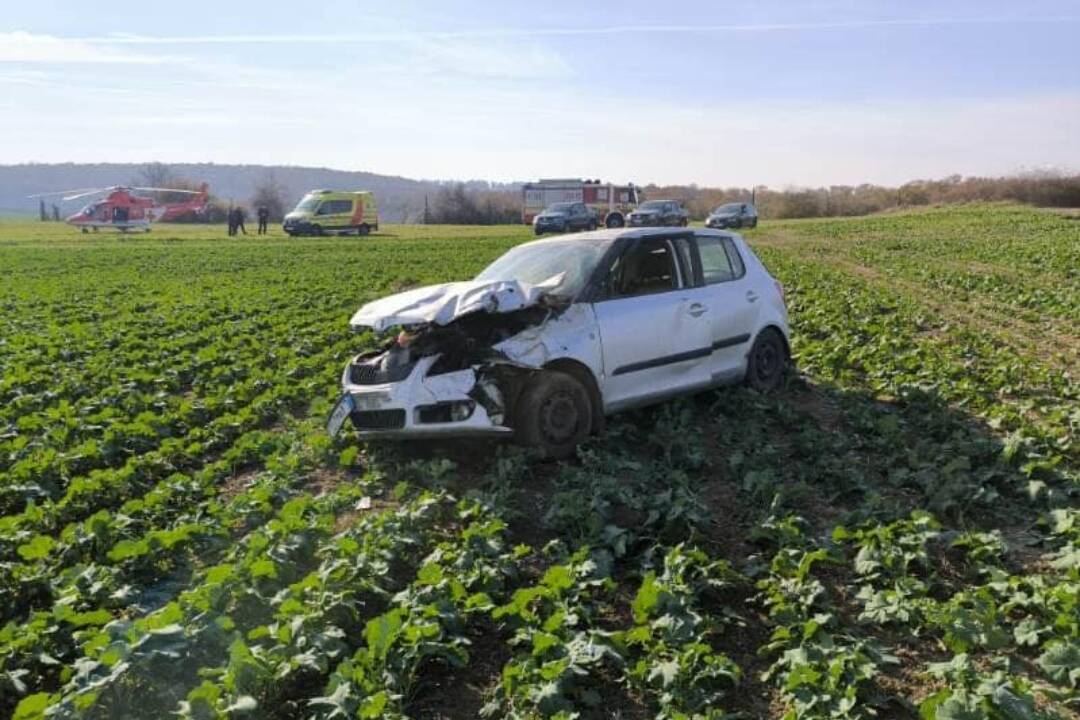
[514,371,593,459]
[679,218,689,227]
[357,224,370,236]
[751,219,758,228]
[606,214,624,229]
[745,328,788,393]
[311,224,323,237]
[588,221,597,231]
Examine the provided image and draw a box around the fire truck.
[522,179,640,228]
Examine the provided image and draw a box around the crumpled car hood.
[350,276,562,332]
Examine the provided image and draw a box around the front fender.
[492,303,603,380]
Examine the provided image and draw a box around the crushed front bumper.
[333,354,512,438]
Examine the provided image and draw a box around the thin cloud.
[0,31,183,63]
[78,16,1080,44]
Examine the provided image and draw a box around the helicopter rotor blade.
[27,187,106,199]
[63,189,111,201]
[132,187,203,195]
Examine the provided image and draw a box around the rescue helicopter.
[28,184,209,232]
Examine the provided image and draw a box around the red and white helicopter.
[29,184,210,232]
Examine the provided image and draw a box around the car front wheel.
[514,371,593,458]
[745,328,788,393]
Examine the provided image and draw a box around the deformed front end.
[327,279,570,438]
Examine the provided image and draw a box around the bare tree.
[250,171,287,222]
[136,162,176,189]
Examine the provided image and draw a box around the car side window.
[606,238,680,298]
[722,238,746,278]
[317,200,350,215]
[696,236,737,284]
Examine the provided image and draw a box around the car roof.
[523,226,739,247]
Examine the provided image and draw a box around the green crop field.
[0,205,1077,720]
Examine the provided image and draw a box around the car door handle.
[746,290,759,303]
[687,302,707,317]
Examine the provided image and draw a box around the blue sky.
[1,0,1078,186]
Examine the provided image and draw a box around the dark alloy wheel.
[357,224,370,236]
[745,328,788,393]
[514,371,593,458]
[606,213,624,229]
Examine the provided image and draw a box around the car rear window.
[697,236,737,284]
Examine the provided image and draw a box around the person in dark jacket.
[229,207,247,236]
[257,206,269,235]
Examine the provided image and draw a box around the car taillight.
[775,280,785,304]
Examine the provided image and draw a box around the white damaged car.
[328,227,791,457]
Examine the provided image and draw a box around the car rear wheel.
[745,328,787,393]
[606,214,624,229]
[357,224,370,236]
[514,371,593,459]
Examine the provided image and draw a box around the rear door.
[570,203,587,230]
[592,236,713,410]
[694,234,760,380]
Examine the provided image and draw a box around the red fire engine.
[522,179,640,227]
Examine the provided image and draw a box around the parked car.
[327,227,790,457]
[533,202,598,235]
[627,200,689,227]
[283,190,378,236]
[706,202,757,229]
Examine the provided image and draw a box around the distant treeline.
[644,171,1080,221]
[424,183,521,224]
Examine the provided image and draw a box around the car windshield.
[714,203,742,214]
[639,201,666,210]
[545,203,574,213]
[475,239,613,299]
[294,195,321,212]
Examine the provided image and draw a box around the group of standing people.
[227,206,271,236]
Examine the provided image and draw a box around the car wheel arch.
[748,324,792,366]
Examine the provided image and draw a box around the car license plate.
[326,394,356,436]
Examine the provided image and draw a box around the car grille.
[349,360,416,385]
[351,409,406,430]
